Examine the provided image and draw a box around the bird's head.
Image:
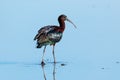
[58,14,77,28]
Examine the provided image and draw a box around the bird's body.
[34,25,63,48]
[34,14,76,64]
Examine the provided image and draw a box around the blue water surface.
[0,0,120,80]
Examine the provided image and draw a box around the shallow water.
[0,62,68,80]
[0,59,120,80]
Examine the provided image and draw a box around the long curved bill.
[66,18,77,28]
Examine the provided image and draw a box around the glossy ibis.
[34,14,76,64]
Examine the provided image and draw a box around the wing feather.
[34,26,56,40]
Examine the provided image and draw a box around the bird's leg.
[52,45,56,63]
[41,46,46,65]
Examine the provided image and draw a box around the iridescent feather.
[34,26,62,48]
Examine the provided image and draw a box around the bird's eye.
[64,16,67,19]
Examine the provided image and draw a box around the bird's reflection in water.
[41,63,56,80]
[41,64,47,80]
[53,64,56,80]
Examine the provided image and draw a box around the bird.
[34,14,76,64]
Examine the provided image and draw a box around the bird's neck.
[59,20,65,32]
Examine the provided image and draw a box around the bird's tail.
[36,45,42,48]
[36,42,43,48]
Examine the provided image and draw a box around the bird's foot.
[54,61,56,64]
[41,61,45,66]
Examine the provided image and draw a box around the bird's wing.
[34,26,56,40]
